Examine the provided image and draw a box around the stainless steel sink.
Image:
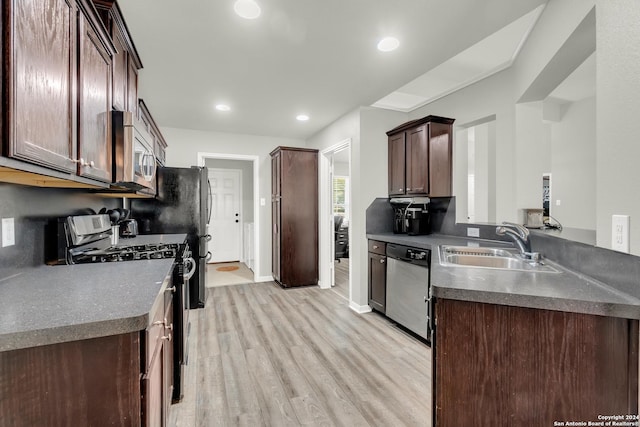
[439,245,559,273]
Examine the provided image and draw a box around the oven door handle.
[184,257,197,280]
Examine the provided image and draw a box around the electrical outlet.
[611,215,630,253]
[556,199,561,206]
[467,227,480,238]
[2,218,15,247]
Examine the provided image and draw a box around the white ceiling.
[119,0,548,140]
[373,5,545,112]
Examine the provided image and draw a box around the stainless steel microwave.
[112,111,156,190]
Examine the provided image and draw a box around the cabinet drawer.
[368,240,386,255]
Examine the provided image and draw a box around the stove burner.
[71,243,180,264]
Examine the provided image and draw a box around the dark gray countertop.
[368,232,640,319]
[0,234,186,352]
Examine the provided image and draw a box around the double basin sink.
[439,245,559,273]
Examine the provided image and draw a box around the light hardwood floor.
[332,259,349,300]
[169,282,432,427]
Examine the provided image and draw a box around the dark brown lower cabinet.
[435,298,639,427]
[0,289,175,426]
[0,333,141,426]
[368,240,387,313]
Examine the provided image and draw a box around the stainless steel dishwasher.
[385,243,432,344]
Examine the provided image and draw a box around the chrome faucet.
[495,222,541,262]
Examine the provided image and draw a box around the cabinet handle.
[406,187,411,191]
[398,188,403,192]
[373,245,379,249]
[380,259,386,264]
[164,319,173,331]
[161,334,172,342]
[165,286,176,293]
[152,320,164,326]
[78,158,94,168]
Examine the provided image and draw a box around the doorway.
[319,139,352,300]
[207,168,242,263]
[198,153,260,285]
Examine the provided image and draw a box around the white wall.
[306,107,406,309]
[549,96,595,230]
[407,0,599,234]
[162,126,305,279]
[596,0,640,254]
[409,67,518,223]
[514,102,551,211]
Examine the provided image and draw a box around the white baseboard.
[317,280,331,289]
[254,275,274,283]
[349,301,372,314]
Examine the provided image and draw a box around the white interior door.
[208,168,242,263]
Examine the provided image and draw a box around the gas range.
[48,214,185,265]
[69,243,180,264]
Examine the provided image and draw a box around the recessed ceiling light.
[215,104,231,112]
[377,37,400,52]
[296,114,309,121]
[234,0,261,19]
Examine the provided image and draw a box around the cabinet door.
[388,133,406,196]
[271,153,281,281]
[78,12,112,182]
[7,0,77,173]
[111,29,127,111]
[143,346,163,427]
[127,60,139,115]
[368,252,386,313]
[163,296,174,422]
[405,125,429,195]
[428,122,453,197]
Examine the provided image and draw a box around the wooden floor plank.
[168,282,432,427]
[245,346,301,426]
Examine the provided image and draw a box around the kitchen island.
[368,232,640,426]
[0,233,186,426]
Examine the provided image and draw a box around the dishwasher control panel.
[407,249,428,260]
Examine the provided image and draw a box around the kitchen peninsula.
[367,213,640,425]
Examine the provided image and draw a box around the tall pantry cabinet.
[270,147,319,288]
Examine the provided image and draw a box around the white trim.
[197,152,260,282]
[207,168,243,263]
[349,301,372,314]
[254,275,274,283]
[319,139,352,297]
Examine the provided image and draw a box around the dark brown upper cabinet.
[3,0,116,183]
[386,115,455,198]
[3,0,78,173]
[77,1,114,182]
[92,0,143,114]
[139,99,168,167]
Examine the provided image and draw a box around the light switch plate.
[611,215,630,253]
[260,198,266,206]
[2,218,15,247]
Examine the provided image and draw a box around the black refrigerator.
[131,166,211,308]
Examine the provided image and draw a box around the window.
[333,176,349,219]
